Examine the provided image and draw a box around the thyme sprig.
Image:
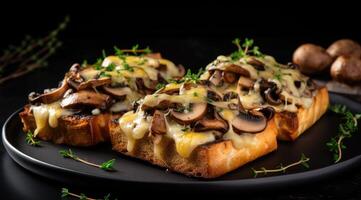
[61,188,115,200]
[25,131,40,146]
[327,104,361,163]
[0,16,69,84]
[230,38,264,61]
[252,154,310,177]
[59,149,115,171]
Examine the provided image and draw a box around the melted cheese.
[119,110,151,152]
[143,85,207,107]
[219,109,259,149]
[207,54,314,112]
[31,102,73,136]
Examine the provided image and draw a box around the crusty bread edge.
[109,119,278,178]
[19,105,121,146]
[275,87,329,141]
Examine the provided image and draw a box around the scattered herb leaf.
[252,154,310,177]
[327,104,361,163]
[59,149,116,171]
[25,131,40,146]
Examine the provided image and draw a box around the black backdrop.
[1,2,361,199]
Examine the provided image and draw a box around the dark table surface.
[1,35,361,199]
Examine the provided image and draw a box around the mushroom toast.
[20,50,185,146]
[109,39,329,178]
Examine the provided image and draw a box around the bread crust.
[109,118,278,178]
[275,87,329,141]
[19,105,122,146]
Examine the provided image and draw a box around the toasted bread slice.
[275,87,329,141]
[20,105,122,146]
[109,117,278,178]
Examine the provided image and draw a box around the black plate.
[2,93,361,191]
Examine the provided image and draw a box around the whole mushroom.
[327,39,361,59]
[292,43,333,75]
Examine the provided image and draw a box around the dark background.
[1,2,361,199]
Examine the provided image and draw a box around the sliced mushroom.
[222,71,237,83]
[141,100,178,111]
[264,88,282,105]
[231,111,267,134]
[246,57,265,71]
[136,78,154,95]
[238,77,254,89]
[224,64,250,77]
[207,90,222,102]
[67,75,111,91]
[194,109,228,133]
[103,86,131,100]
[170,103,207,125]
[209,70,223,86]
[29,79,69,104]
[254,107,275,121]
[150,110,167,135]
[60,90,112,109]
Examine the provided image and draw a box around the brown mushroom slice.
[60,90,111,109]
[246,57,265,71]
[264,88,282,105]
[68,76,112,91]
[209,70,223,86]
[231,111,267,134]
[29,79,69,104]
[170,103,207,125]
[103,86,131,100]
[255,107,275,121]
[224,64,250,77]
[150,110,167,135]
[222,71,237,83]
[194,111,228,133]
[141,100,177,111]
[238,77,254,90]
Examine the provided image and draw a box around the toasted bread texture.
[109,118,278,178]
[19,105,122,146]
[275,87,329,141]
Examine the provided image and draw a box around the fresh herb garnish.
[93,58,103,70]
[25,130,40,146]
[122,62,134,72]
[155,82,166,90]
[327,104,361,163]
[230,38,264,61]
[105,63,116,71]
[182,68,204,83]
[181,126,190,132]
[61,188,114,200]
[251,154,310,177]
[193,92,198,97]
[99,71,111,78]
[59,149,115,171]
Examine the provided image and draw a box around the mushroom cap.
[231,111,267,134]
[103,86,131,99]
[29,79,69,104]
[150,110,167,135]
[60,90,112,109]
[170,103,207,125]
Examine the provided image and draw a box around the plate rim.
[3,94,361,188]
